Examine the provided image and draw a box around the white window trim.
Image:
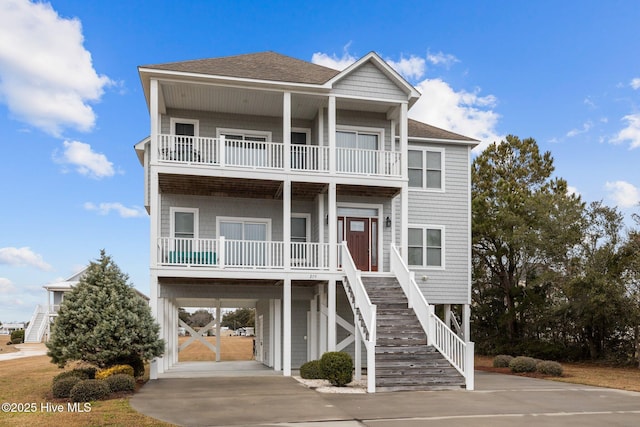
[216,216,272,240]
[170,118,199,137]
[170,207,199,239]
[291,213,311,242]
[408,146,445,192]
[407,224,445,270]
[336,125,385,150]
[216,127,273,142]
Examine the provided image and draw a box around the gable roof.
[140,51,340,85]
[407,119,479,144]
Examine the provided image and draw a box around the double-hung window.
[408,226,444,268]
[408,148,444,190]
[169,207,199,263]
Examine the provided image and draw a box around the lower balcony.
[158,237,334,271]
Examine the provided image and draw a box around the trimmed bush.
[509,356,537,373]
[52,376,82,398]
[72,366,98,379]
[10,329,24,344]
[96,364,134,380]
[300,360,324,379]
[69,379,110,402]
[536,360,563,377]
[320,352,353,387]
[53,370,89,383]
[105,374,136,393]
[492,355,514,368]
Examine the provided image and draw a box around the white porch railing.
[158,238,336,271]
[340,242,377,393]
[157,134,401,177]
[336,147,402,177]
[389,244,474,390]
[24,304,49,343]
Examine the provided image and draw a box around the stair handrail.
[390,244,474,390]
[340,242,376,343]
[24,304,46,343]
[340,242,377,393]
[36,306,49,343]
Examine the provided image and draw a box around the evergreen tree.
[46,250,164,368]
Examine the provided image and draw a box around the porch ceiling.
[160,82,326,119]
[337,183,401,198]
[159,174,326,200]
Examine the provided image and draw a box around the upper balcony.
[156,134,403,179]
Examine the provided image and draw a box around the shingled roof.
[140,51,341,85]
[408,119,478,142]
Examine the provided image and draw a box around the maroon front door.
[346,217,370,271]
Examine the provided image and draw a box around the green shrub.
[320,352,353,387]
[53,370,89,383]
[492,355,514,368]
[509,356,537,373]
[105,374,136,393]
[69,379,110,402]
[300,360,324,379]
[96,364,134,380]
[10,329,24,344]
[52,376,82,398]
[536,360,563,376]
[73,366,97,379]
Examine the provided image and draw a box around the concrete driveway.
[130,371,640,427]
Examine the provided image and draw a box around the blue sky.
[1,0,639,323]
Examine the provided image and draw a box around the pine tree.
[46,250,164,369]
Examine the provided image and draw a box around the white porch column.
[328,95,336,174]
[399,102,409,264]
[283,180,291,270]
[283,278,292,376]
[328,182,337,271]
[274,299,282,371]
[319,285,327,355]
[354,312,362,380]
[150,79,159,165]
[462,304,471,342]
[216,300,222,362]
[309,294,318,360]
[327,279,336,351]
[283,92,291,172]
[149,273,159,379]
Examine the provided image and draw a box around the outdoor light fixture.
[385,216,391,228]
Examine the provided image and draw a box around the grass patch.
[0,355,174,426]
[0,340,19,355]
[178,335,254,362]
[476,355,640,392]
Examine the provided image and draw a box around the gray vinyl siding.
[160,195,316,241]
[332,62,406,101]
[321,110,393,151]
[162,109,315,144]
[397,143,471,305]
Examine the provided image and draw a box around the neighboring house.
[0,323,25,335]
[25,267,149,343]
[135,51,478,392]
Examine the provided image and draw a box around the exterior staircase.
[24,306,47,343]
[361,276,465,391]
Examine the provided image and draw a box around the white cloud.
[311,49,357,71]
[0,0,112,135]
[84,202,146,218]
[605,181,640,209]
[0,278,17,294]
[386,55,426,81]
[0,247,52,271]
[631,78,640,90]
[566,121,593,138]
[426,51,459,68]
[611,114,640,149]
[409,78,502,152]
[567,186,581,197]
[56,140,114,178]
